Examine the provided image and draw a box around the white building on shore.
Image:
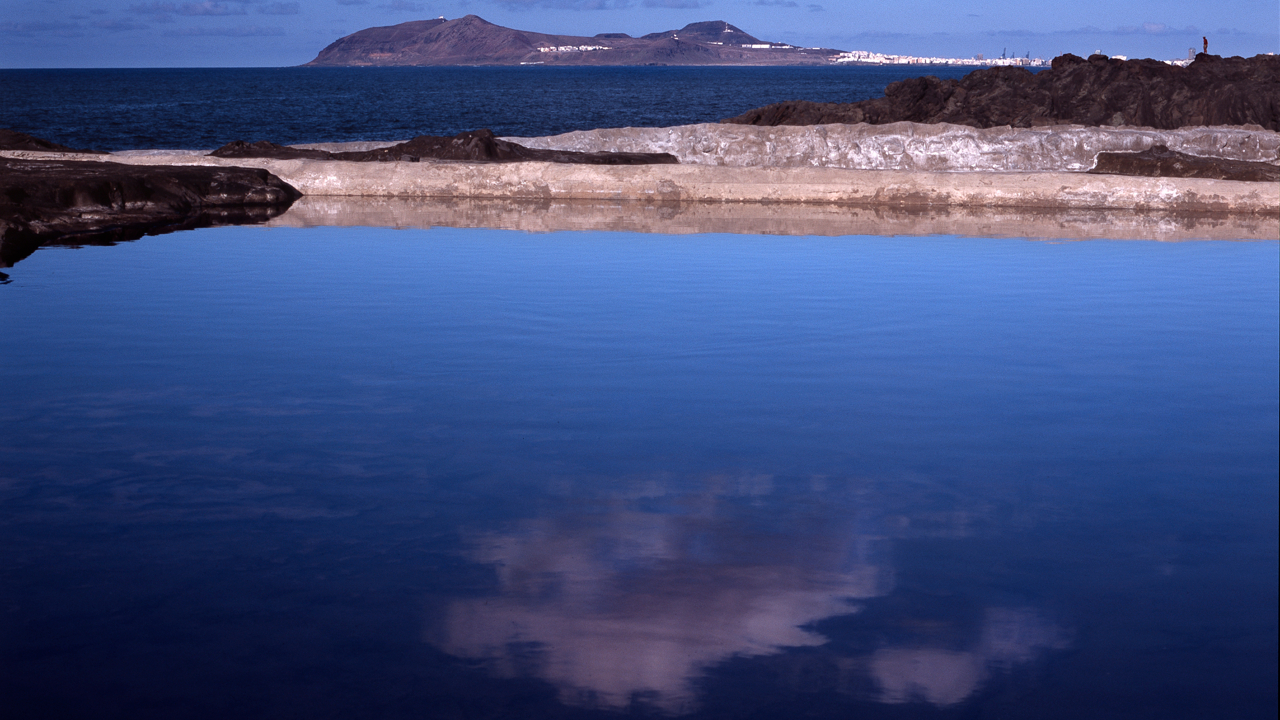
[831,50,1047,67]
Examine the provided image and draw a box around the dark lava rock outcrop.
[1,128,105,154]
[723,53,1280,131]
[1089,144,1280,182]
[1,158,300,267]
[210,129,679,165]
[210,140,338,161]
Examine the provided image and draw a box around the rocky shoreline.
[723,53,1280,131]
[6,50,1278,267]
[1089,144,1280,182]
[21,118,1267,216]
[50,150,1269,215]
[0,128,680,266]
[3,113,1278,267]
[209,129,677,165]
[506,122,1280,179]
[0,149,300,267]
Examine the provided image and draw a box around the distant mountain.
[639,20,763,45]
[304,15,841,67]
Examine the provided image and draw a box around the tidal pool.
[1,225,1276,719]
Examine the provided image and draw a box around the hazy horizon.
[2,0,1276,68]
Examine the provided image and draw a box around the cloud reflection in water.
[871,608,1069,706]
[427,473,1068,712]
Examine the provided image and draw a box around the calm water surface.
[1,227,1276,719]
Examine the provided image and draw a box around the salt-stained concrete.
[4,125,1277,215]
[506,122,1280,172]
[269,196,1280,241]
[61,152,1276,214]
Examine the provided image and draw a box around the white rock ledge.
[505,122,1280,172]
[3,120,1277,216]
[76,154,1279,215]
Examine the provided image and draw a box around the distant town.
[829,48,1205,68]
[531,45,1211,69]
[530,44,1051,66]
[831,50,1046,67]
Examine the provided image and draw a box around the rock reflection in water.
[428,473,1068,712]
[269,195,1280,242]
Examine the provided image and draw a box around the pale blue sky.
[2,0,1276,67]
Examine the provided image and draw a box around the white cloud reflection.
[434,505,887,710]
[872,609,1069,706]
[427,472,1069,711]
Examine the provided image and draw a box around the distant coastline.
[305,15,1058,68]
[304,16,837,67]
[299,14,1232,69]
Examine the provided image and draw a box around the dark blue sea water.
[0,65,978,150]
[1,227,1277,719]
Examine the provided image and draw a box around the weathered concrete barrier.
[506,122,1280,172]
[3,146,1276,214]
[106,155,1280,214]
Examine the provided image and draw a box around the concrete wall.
[93,155,1280,214]
[506,122,1280,172]
[4,144,1276,215]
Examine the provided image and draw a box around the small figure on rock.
[1202,36,1208,54]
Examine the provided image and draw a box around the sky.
[2,0,1277,68]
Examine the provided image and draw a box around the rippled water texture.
[1,227,1276,718]
[0,65,978,150]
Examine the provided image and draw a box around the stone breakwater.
[2,122,1276,216]
[7,150,1270,216]
[505,122,1280,173]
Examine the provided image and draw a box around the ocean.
[1,65,977,149]
[1,66,1276,720]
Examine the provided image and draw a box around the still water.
[1,226,1276,719]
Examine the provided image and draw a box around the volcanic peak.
[304,15,835,66]
[641,21,763,45]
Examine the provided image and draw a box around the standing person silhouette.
[1203,36,1208,54]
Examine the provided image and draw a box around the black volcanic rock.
[1,128,106,154]
[1,158,300,267]
[303,14,837,66]
[361,130,678,164]
[210,140,336,160]
[210,129,678,165]
[1089,144,1280,182]
[722,53,1280,130]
